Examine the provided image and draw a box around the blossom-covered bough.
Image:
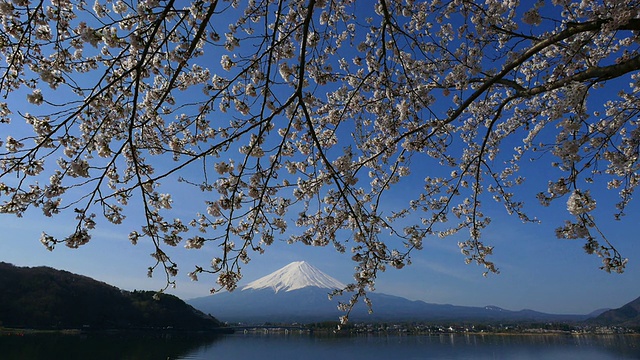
[1,0,639,322]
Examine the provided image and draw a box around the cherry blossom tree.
[1,0,639,320]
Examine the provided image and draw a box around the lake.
[2,332,640,359]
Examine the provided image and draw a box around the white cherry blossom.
[0,0,638,318]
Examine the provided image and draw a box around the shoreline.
[2,326,637,337]
[0,327,233,336]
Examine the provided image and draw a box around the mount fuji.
[242,261,346,293]
[187,261,593,324]
[188,261,348,323]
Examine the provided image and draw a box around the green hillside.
[592,296,640,328]
[0,262,227,331]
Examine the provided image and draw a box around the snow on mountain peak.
[242,261,346,293]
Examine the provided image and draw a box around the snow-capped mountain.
[188,261,349,323]
[188,261,593,324]
[242,261,345,293]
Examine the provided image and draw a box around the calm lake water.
[2,332,640,359]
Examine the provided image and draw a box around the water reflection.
[435,333,640,358]
[178,333,640,360]
[2,332,639,360]
[0,332,223,360]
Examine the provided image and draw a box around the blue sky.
[1,149,639,315]
[2,1,640,318]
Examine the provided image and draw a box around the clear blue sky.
[1,152,639,315]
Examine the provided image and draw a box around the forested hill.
[0,262,226,331]
[591,296,640,327]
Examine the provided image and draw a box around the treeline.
[0,262,225,331]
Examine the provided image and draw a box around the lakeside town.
[230,321,638,336]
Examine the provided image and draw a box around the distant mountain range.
[0,262,227,331]
[187,261,607,324]
[3,261,638,328]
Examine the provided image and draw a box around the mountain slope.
[0,262,226,330]
[188,261,591,324]
[592,296,640,327]
[189,287,591,324]
[189,287,342,323]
